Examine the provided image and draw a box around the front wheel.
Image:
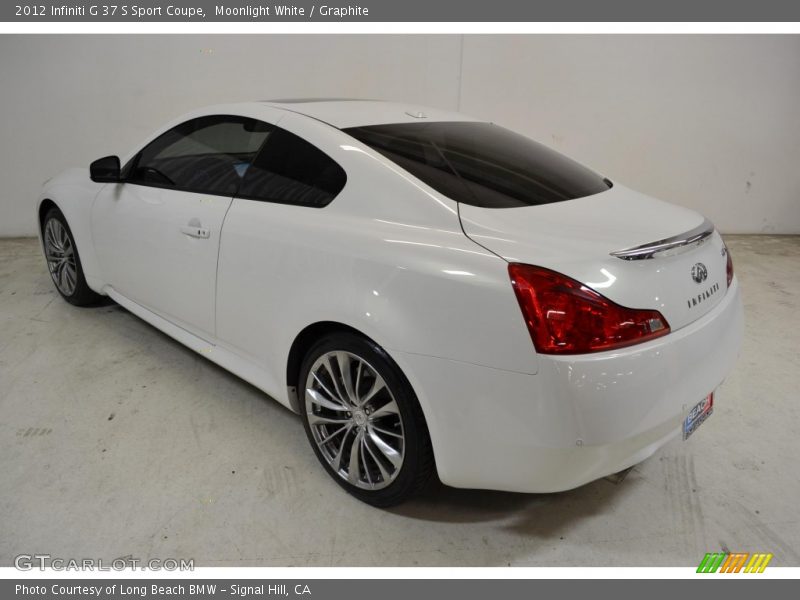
[42,207,103,306]
[299,333,434,507]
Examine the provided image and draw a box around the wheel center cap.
[353,410,367,426]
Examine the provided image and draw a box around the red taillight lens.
[508,264,670,355]
[725,246,734,287]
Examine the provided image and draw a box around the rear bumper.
[393,278,744,493]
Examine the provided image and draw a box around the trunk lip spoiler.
[610,218,715,260]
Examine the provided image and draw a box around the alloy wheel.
[44,218,77,296]
[304,351,405,490]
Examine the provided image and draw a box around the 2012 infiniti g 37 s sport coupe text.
[38,100,743,506]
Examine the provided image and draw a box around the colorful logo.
[697,552,773,573]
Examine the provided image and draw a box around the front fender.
[38,169,106,293]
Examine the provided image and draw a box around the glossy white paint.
[262,99,479,129]
[92,185,231,339]
[460,185,730,330]
[396,279,743,492]
[37,101,743,493]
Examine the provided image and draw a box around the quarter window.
[237,128,347,207]
[127,115,272,195]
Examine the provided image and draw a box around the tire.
[42,207,103,307]
[299,332,434,507]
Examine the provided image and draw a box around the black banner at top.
[4,0,800,22]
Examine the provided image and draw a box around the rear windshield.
[344,121,611,208]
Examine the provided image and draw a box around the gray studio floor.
[1,235,798,567]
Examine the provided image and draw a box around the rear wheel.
[42,208,102,306]
[299,332,434,507]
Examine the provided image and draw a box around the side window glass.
[237,127,346,207]
[128,116,272,195]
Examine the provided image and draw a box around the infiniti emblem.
[691,262,708,284]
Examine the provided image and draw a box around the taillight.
[725,245,734,287]
[508,264,670,355]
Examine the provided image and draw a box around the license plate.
[683,392,714,440]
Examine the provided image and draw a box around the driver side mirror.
[90,155,121,183]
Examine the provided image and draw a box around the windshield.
[344,121,611,208]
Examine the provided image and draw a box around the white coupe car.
[38,99,743,506]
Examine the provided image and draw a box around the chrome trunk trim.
[610,218,715,260]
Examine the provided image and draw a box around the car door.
[91,115,272,339]
[215,121,348,378]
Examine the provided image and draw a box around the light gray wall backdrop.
[0,34,798,236]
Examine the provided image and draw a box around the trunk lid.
[459,184,729,331]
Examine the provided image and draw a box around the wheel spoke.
[51,223,63,249]
[311,371,345,408]
[63,266,76,293]
[306,388,349,412]
[336,352,358,405]
[58,262,69,292]
[307,412,350,426]
[323,356,349,406]
[58,224,69,248]
[317,423,351,446]
[368,423,403,439]
[354,360,363,397]
[364,436,391,482]
[347,432,362,483]
[369,398,399,419]
[367,427,402,468]
[45,223,59,250]
[360,436,373,485]
[359,374,386,407]
[331,432,348,472]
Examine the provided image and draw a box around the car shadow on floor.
[389,468,639,538]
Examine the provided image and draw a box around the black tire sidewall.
[298,332,432,507]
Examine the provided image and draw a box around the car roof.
[260,99,481,129]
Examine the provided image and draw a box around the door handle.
[180,224,210,239]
